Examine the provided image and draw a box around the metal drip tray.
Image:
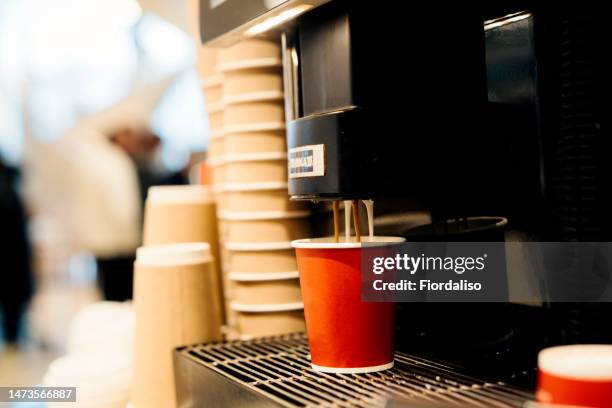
[174,333,532,407]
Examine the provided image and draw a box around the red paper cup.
[292,236,405,373]
[537,345,612,407]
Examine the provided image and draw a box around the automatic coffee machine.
[175,2,611,406]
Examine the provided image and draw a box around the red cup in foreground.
[292,236,405,373]
[537,344,612,407]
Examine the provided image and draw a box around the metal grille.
[179,333,532,407]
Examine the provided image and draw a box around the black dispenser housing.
[285,1,505,206]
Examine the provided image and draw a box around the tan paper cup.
[202,81,223,106]
[224,128,286,155]
[232,302,305,337]
[218,182,306,212]
[211,162,225,185]
[132,243,222,408]
[143,185,218,246]
[225,242,298,274]
[208,133,224,159]
[229,273,301,305]
[218,39,281,71]
[208,107,224,131]
[224,152,287,183]
[224,99,285,127]
[219,211,311,243]
[197,46,219,78]
[223,66,283,98]
[142,185,224,320]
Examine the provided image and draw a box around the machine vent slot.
[180,333,532,407]
[552,15,600,241]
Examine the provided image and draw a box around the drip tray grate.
[176,333,532,407]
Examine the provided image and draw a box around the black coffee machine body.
[198,0,612,387]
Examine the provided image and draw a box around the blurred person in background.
[27,77,186,302]
[0,155,33,347]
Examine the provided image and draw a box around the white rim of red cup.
[311,361,395,374]
[538,344,612,380]
[292,236,406,249]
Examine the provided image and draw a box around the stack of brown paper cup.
[132,243,222,408]
[142,185,225,324]
[198,37,309,339]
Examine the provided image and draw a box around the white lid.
[292,236,406,249]
[67,301,133,355]
[223,151,287,163]
[217,181,288,192]
[228,271,300,281]
[44,352,132,397]
[147,185,213,204]
[219,57,282,72]
[225,241,293,251]
[136,242,212,266]
[231,301,303,312]
[218,210,309,221]
[223,91,284,105]
[538,344,612,380]
[224,122,285,134]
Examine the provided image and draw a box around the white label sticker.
[288,144,325,178]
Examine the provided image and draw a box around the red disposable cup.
[292,236,405,373]
[536,345,612,407]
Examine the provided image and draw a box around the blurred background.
[0,0,208,387]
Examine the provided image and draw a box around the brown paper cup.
[197,46,219,78]
[208,107,223,131]
[224,128,286,155]
[132,243,222,408]
[142,185,224,321]
[219,211,311,243]
[219,39,281,71]
[224,153,287,183]
[223,67,283,98]
[208,134,224,159]
[210,162,225,185]
[225,242,297,273]
[232,302,305,337]
[202,81,223,106]
[218,183,306,212]
[143,186,218,246]
[224,100,285,126]
[229,274,301,305]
